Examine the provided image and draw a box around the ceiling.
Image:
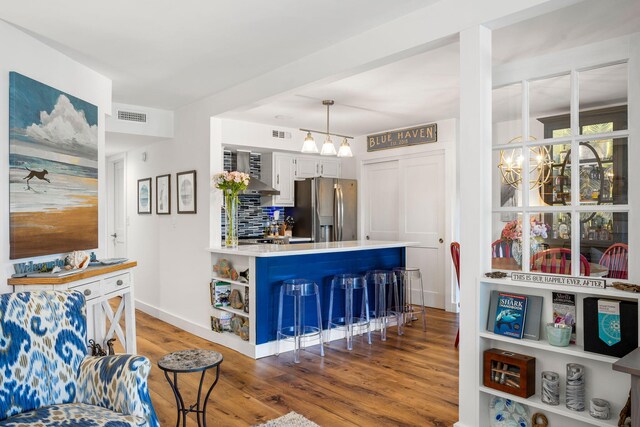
[0,0,433,109]
[221,41,461,137]
[2,0,638,142]
[221,0,640,137]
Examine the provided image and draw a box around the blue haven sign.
[367,123,437,152]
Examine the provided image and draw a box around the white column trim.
[457,25,492,426]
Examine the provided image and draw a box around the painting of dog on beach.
[9,72,98,259]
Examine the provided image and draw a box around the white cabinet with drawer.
[10,262,138,354]
[70,280,101,301]
[102,272,130,296]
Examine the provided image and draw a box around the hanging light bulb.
[320,135,337,156]
[337,137,353,158]
[301,131,318,153]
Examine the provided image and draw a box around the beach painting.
[9,72,98,259]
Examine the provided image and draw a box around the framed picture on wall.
[8,72,99,259]
[177,170,197,214]
[156,174,171,215]
[138,178,152,214]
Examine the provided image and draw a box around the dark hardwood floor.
[133,307,459,426]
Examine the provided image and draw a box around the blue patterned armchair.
[0,290,159,426]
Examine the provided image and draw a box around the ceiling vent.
[271,130,291,139]
[117,110,147,123]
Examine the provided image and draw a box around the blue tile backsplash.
[221,151,284,238]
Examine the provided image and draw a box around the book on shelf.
[552,292,576,344]
[493,293,528,339]
[212,281,231,307]
[487,291,542,340]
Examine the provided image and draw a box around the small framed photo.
[156,174,171,215]
[137,178,152,214]
[177,170,197,214]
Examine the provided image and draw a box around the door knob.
[366,235,370,240]
[110,233,117,238]
[439,238,444,243]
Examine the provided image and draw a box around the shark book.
[494,293,528,339]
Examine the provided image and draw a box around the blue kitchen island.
[207,241,411,358]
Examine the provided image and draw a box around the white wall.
[0,21,111,293]
[352,118,459,311]
[125,102,212,332]
[107,102,174,139]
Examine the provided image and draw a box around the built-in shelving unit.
[482,277,640,299]
[479,386,618,427]
[209,254,256,358]
[211,276,250,288]
[478,276,636,426]
[478,332,618,364]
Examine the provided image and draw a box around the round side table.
[158,349,223,427]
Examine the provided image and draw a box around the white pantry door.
[363,160,400,241]
[363,153,446,309]
[400,154,445,309]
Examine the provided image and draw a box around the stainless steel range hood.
[235,150,280,196]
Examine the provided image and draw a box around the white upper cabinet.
[262,152,295,207]
[294,156,340,179]
[294,157,318,179]
[263,153,341,206]
[318,159,340,178]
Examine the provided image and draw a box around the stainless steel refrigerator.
[292,178,357,242]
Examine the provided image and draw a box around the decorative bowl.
[546,323,572,347]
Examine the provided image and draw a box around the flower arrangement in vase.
[213,171,250,248]
[500,217,550,266]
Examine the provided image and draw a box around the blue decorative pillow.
[0,291,87,420]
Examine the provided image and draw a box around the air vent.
[271,130,291,139]
[117,110,147,123]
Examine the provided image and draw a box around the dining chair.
[450,242,460,348]
[530,248,590,276]
[599,243,628,279]
[491,239,511,258]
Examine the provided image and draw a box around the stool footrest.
[278,325,322,339]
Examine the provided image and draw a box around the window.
[492,63,629,278]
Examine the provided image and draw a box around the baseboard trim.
[134,299,215,344]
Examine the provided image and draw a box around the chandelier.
[498,137,553,189]
[300,100,353,157]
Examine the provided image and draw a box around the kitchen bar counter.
[207,240,411,358]
[207,240,415,257]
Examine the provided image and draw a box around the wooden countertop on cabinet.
[7,261,137,286]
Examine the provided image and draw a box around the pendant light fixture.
[497,136,552,189]
[337,137,353,158]
[300,99,354,157]
[301,131,318,153]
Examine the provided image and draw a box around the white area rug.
[254,411,320,427]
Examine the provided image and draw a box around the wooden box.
[483,348,535,398]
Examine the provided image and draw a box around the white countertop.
[207,240,415,257]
